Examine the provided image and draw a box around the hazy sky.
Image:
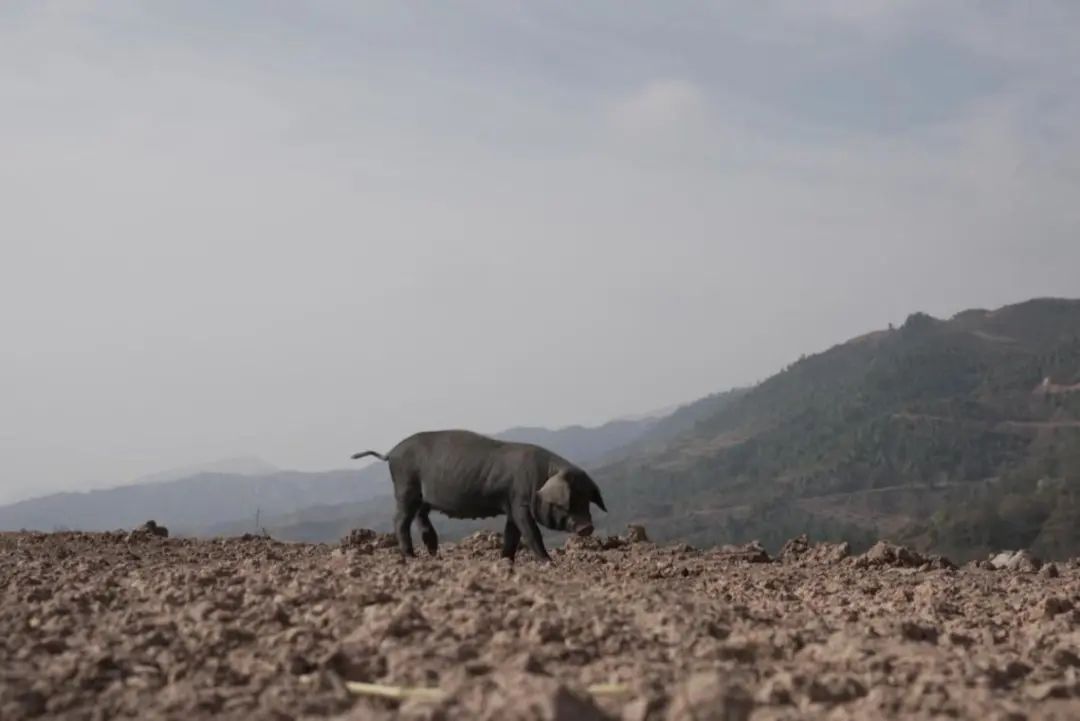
[2,1,1079,503]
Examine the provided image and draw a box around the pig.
[351,429,607,563]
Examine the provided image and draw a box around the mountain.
[595,298,1080,561]
[0,467,389,535]
[134,456,279,485]
[492,416,659,466]
[0,415,663,535]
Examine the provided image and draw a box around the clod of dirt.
[778,534,849,564]
[599,535,628,550]
[563,535,606,553]
[924,554,956,570]
[440,672,610,721]
[855,541,938,569]
[1035,597,1074,621]
[1039,562,1060,579]
[456,531,503,556]
[340,528,397,553]
[2,690,47,720]
[622,695,668,721]
[899,620,941,643]
[1025,680,1071,701]
[806,674,867,705]
[779,534,811,560]
[664,673,753,721]
[126,519,169,542]
[711,541,771,564]
[988,550,1042,573]
[624,525,650,544]
[1052,648,1080,668]
[143,519,169,536]
[754,672,797,706]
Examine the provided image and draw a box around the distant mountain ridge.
[0,469,388,534]
[0,413,667,535]
[135,456,279,485]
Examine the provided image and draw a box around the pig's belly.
[421,483,504,519]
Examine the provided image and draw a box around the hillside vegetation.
[595,298,1080,561]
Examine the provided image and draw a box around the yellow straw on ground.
[345,680,632,703]
[344,682,447,702]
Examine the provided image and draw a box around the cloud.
[609,79,706,137]
[0,2,1078,502]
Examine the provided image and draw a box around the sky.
[2,1,1079,503]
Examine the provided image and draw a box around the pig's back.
[388,430,544,518]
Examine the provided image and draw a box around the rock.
[1024,680,1069,701]
[563,535,605,553]
[321,641,386,682]
[447,672,608,721]
[600,536,628,550]
[925,554,956,570]
[665,673,753,721]
[755,672,799,705]
[4,690,46,718]
[980,659,1032,689]
[384,600,432,638]
[815,542,851,564]
[624,525,650,544]
[142,520,169,537]
[505,651,547,675]
[779,534,811,561]
[1038,562,1059,579]
[622,696,666,721]
[340,528,397,553]
[712,541,771,564]
[899,621,940,643]
[1037,597,1074,620]
[987,550,1042,573]
[1052,648,1080,668]
[806,674,867,704]
[855,541,929,569]
[456,531,503,556]
[779,535,851,565]
[126,520,169,543]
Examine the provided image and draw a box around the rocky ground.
[1,527,1079,721]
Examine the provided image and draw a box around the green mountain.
[595,298,1080,561]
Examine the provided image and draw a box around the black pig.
[351,430,607,562]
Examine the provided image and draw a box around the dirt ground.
[2,527,1079,721]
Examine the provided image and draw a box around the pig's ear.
[591,486,607,512]
[537,472,571,508]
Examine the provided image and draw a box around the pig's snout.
[574,523,594,537]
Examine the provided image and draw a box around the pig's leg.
[416,503,439,556]
[390,463,422,559]
[501,517,521,561]
[510,505,551,563]
[394,500,419,558]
